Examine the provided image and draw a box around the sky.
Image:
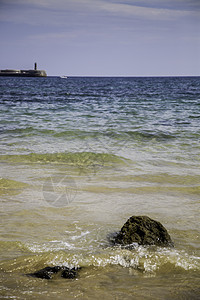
[0,0,200,76]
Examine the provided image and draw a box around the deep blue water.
[0,76,200,157]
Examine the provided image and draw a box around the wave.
[0,151,128,167]
[2,125,199,144]
[53,129,98,138]
[0,242,199,274]
[100,173,200,185]
[0,125,177,140]
[58,129,177,142]
[0,178,28,196]
[123,130,176,141]
[0,127,56,136]
[81,185,200,196]
[0,126,35,136]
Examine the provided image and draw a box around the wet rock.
[61,267,78,279]
[112,216,174,247]
[27,266,80,280]
[28,266,61,279]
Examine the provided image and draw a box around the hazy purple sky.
[0,0,200,76]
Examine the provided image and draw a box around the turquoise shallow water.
[0,76,200,299]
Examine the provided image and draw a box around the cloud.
[1,0,199,27]
[99,2,186,20]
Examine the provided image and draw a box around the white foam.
[26,241,199,273]
[70,230,90,241]
[26,240,75,252]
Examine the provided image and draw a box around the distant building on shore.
[0,63,47,77]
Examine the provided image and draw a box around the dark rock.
[28,266,61,279]
[61,267,79,279]
[112,216,174,247]
[27,266,80,280]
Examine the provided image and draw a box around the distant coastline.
[0,63,47,77]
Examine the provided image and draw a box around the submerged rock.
[112,216,173,247]
[27,266,80,280]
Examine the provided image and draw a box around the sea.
[0,76,200,299]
